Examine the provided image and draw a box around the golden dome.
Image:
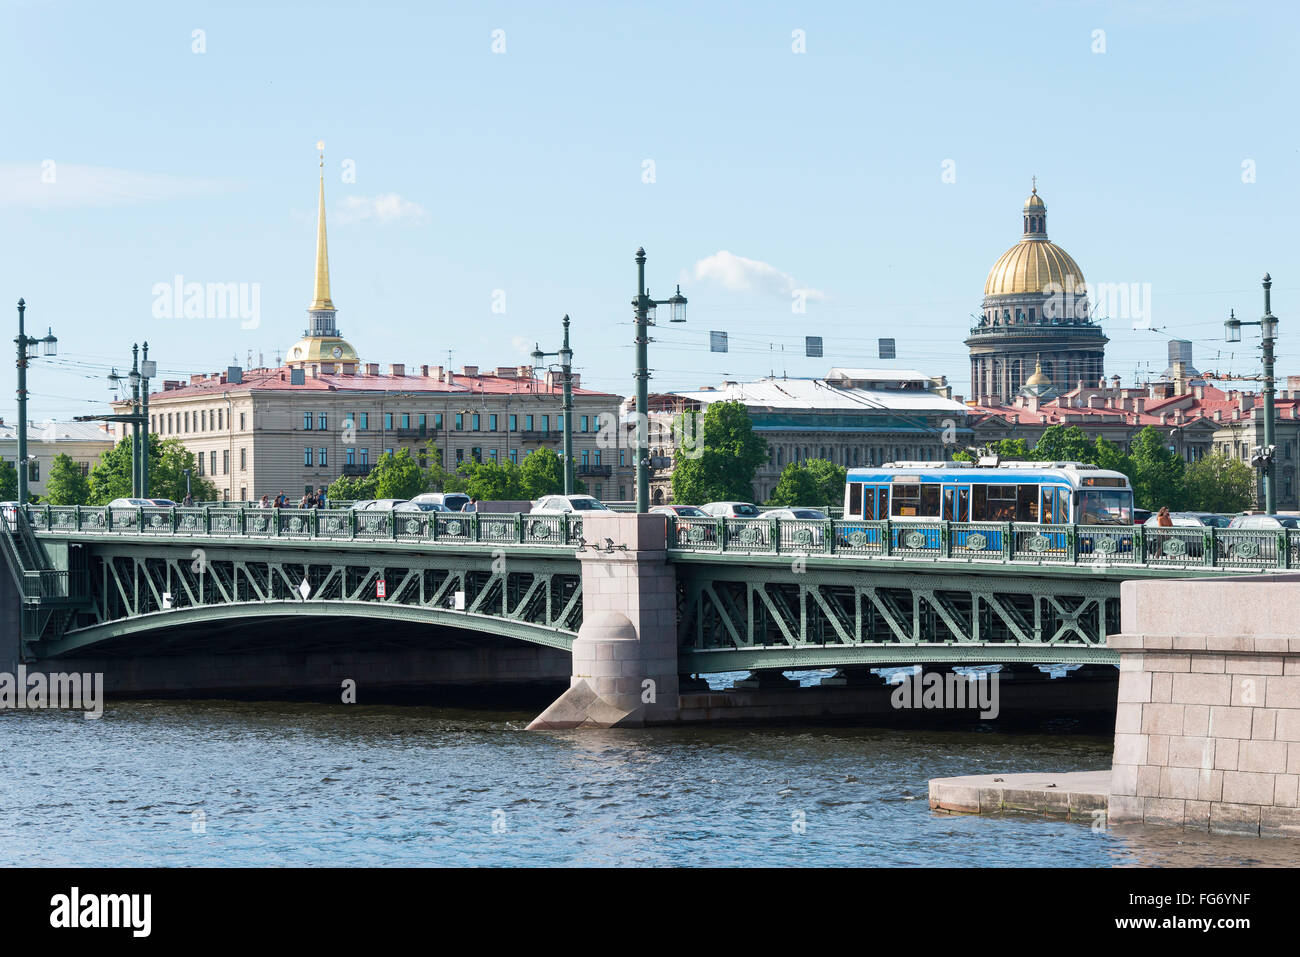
[1024,190,1044,209]
[286,335,360,365]
[1024,358,1050,387]
[983,239,1085,298]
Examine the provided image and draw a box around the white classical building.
[0,419,117,500]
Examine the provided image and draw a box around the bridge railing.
[666,515,1293,571]
[25,504,586,549]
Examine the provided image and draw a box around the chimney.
[495,366,517,378]
[570,373,581,389]
[461,365,479,377]
[1026,394,1039,412]
[1213,409,1222,422]
[420,364,429,377]
[1111,375,1121,391]
[1076,379,1085,392]
[1088,395,1104,409]
[1194,385,1204,399]
[1160,412,1169,425]
[390,363,405,377]
[431,365,443,380]
[366,363,379,376]
[1133,397,1146,414]
[1039,413,1048,424]
[1239,393,1254,413]
[445,368,455,386]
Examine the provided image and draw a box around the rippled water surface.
[2,701,1297,867]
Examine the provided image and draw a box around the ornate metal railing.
[667,516,1294,571]
[23,504,585,549]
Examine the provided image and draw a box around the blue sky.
[1,0,1297,421]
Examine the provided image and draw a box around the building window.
[489,449,498,462]
[346,448,355,466]
[455,413,464,431]
[222,450,229,474]
[489,413,497,432]
[28,460,39,482]
[198,454,205,476]
[359,413,369,430]
[402,413,411,429]
[240,448,247,471]
[581,450,589,467]
[472,413,480,431]
[525,414,534,431]
[509,414,517,431]
[240,413,246,431]
[434,413,443,430]
[580,415,588,433]
[418,413,426,430]
[304,412,313,430]
[509,449,517,464]
[210,451,217,475]
[472,447,481,462]
[541,415,549,432]
[359,449,369,466]
[319,413,328,430]
[305,447,314,466]
[456,448,464,463]
[557,414,564,432]
[385,448,393,457]
[385,413,394,431]
[620,450,626,467]
[217,409,223,430]
[319,447,327,466]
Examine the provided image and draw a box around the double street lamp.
[532,315,576,494]
[79,342,153,498]
[632,247,687,512]
[1225,273,1281,513]
[13,298,58,504]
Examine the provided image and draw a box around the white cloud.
[0,162,232,207]
[690,250,826,300]
[336,193,430,225]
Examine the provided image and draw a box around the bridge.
[2,503,1288,723]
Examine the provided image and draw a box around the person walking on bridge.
[1156,506,1173,527]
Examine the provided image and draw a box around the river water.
[3,700,1298,867]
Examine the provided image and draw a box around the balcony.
[393,427,428,440]
[520,430,560,442]
[342,463,373,476]
[577,464,612,477]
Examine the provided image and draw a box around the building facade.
[635,369,971,504]
[966,184,1108,405]
[0,419,116,500]
[118,156,629,502]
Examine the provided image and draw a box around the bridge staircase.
[1,508,87,653]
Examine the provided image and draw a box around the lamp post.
[79,344,151,499]
[531,315,576,495]
[632,247,687,512]
[1224,273,1280,512]
[13,299,58,504]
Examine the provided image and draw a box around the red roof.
[148,366,618,400]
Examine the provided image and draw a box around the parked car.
[1223,513,1300,562]
[395,501,450,512]
[149,499,178,507]
[351,499,409,511]
[1143,512,1233,529]
[529,494,611,515]
[1227,514,1300,530]
[108,498,154,509]
[1132,508,1153,525]
[698,502,762,519]
[410,492,471,513]
[765,507,829,546]
[650,504,707,517]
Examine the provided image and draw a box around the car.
[108,498,154,509]
[698,502,762,519]
[1143,512,1233,529]
[529,494,611,515]
[765,507,829,522]
[394,501,450,512]
[149,499,178,507]
[650,505,707,517]
[1133,508,1153,526]
[765,507,829,546]
[351,499,409,511]
[1227,514,1300,530]
[410,492,472,513]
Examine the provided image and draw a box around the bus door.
[946,484,972,547]
[1041,486,1067,549]
[852,483,886,547]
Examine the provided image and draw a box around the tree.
[1184,453,1255,513]
[370,449,425,500]
[326,473,377,502]
[87,435,216,504]
[519,447,565,499]
[1091,437,1132,477]
[767,462,823,507]
[0,457,16,501]
[803,459,847,508]
[44,453,91,505]
[460,459,524,501]
[984,438,1031,460]
[1033,425,1093,463]
[671,402,768,504]
[1128,426,1186,511]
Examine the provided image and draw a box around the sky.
[1,0,1298,423]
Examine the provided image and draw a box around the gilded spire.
[311,141,334,311]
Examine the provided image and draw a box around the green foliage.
[0,456,17,500]
[88,435,216,504]
[519,447,564,498]
[1127,426,1187,511]
[44,453,91,506]
[671,402,768,504]
[987,438,1032,460]
[1032,425,1093,463]
[370,449,425,500]
[1184,453,1255,513]
[1091,437,1132,477]
[327,473,377,502]
[803,459,847,507]
[460,459,524,501]
[767,462,823,507]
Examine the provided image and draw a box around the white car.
[410,492,471,513]
[529,494,611,515]
[699,502,762,519]
[351,499,408,511]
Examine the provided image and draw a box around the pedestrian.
[259,494,271,509]
[182,492,193,507]
[1156,506,1173,527]
[463,497,478,513]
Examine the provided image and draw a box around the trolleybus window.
[890,483,939,517]
[849,483,862,517]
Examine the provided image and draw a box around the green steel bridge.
[2,503,1288,675]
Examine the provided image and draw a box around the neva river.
[2,700,1298,867]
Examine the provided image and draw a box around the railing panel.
[1010,523,1073,563]
[174,507,208,535]
[1075,526,1138,564]
[833,519,886,556]
[393,511,430,542]
[722,517,772,552]
[434,513,473,543]
[775,518,827,553]
[478,515,519,545]
[672,517,720,550]
[890,520,943,558]
[949,521,1006,559]
[524,514,563,545]
[1142,527,1211,565]
[1216,528,1283,568]
[245,509,277,537]
[316,509,352,541]
[353,509,393,541]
